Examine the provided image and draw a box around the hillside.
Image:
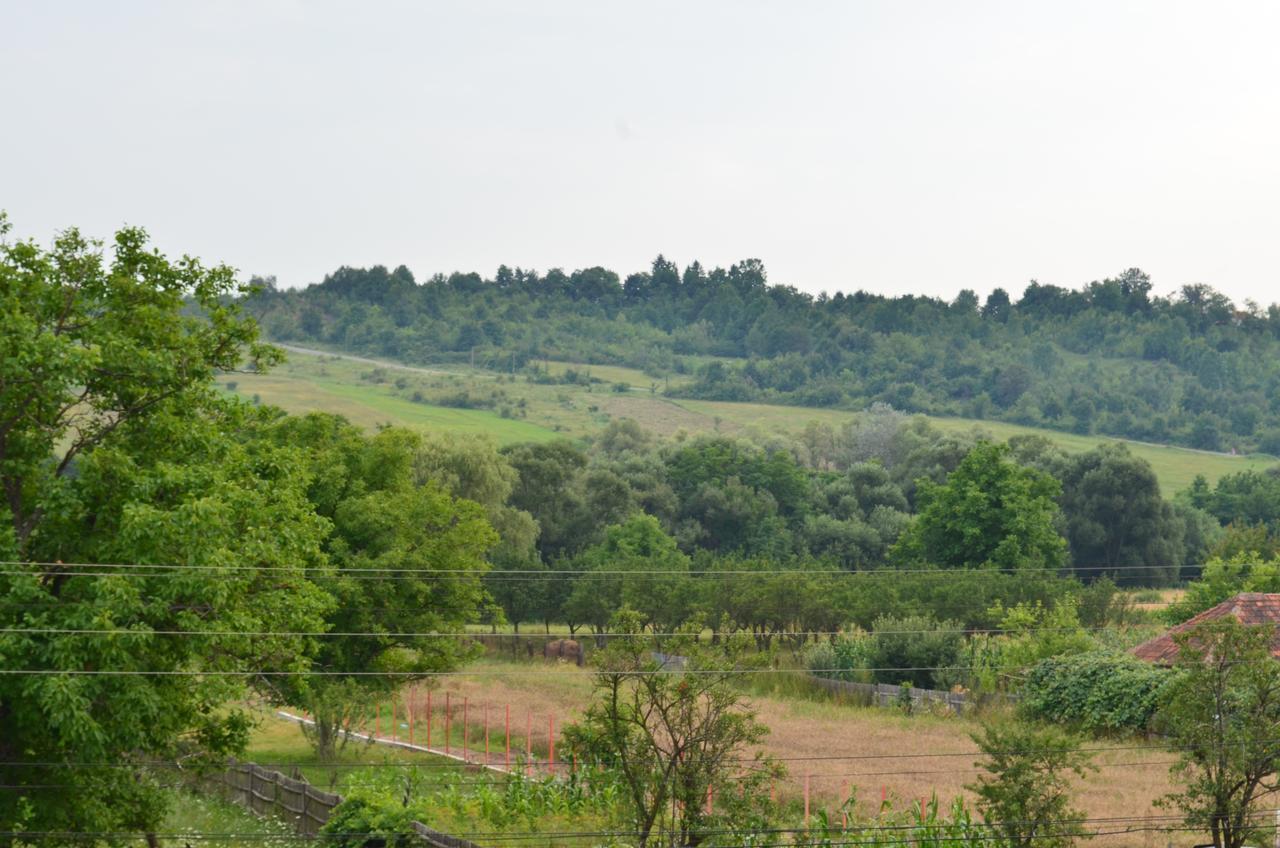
[245,261,1280,456]
[226,345,1275,495]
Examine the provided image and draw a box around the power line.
[0,661,1184,677]
[0,749,1182,771]
[0,815,1251,843]
[0,559,1209,578]
[0,623,1170,638]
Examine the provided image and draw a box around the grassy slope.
[229,347,1276,495]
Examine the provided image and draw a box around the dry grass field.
[377,658,1190,846]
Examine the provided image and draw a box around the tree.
[967,722,1095,848]
[1156,619,1280,848]
[269,416,497,761]
[1058,445,1186,585]
[563,610,780,848]
[0,217,328,837]
[564,514,693,638]
[892,442,1067,570]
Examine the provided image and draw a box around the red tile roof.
[1131,593,1280,664]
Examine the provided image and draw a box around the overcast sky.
[4,1,1280,304]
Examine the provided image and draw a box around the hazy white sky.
[4,1,1280,303]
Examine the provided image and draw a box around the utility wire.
[0,559,1209,577]
[0,623,1170,638]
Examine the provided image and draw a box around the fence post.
[463,697,469,762]
[525,709,532,777]
[445,691,451,756]
[484,704,490,762]
[408,685,415,746]
[426,689,432,750]
[548,714,555,776]
[375,701,381,740]
[505,704,511,770]
[391,694,397,743]
[804,774,811,828]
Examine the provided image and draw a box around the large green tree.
[1058,444,1188,585]
[0,217,330,837]
[892,442,1067,570]
[267,415,497,761]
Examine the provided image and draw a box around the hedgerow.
[1020,651,1174,733]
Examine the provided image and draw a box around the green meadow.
[227,346,1276,495]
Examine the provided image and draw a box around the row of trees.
[246,259,1280,453]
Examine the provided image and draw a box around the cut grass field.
[230,345,1277,495]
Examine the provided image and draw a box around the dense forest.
[247,259,1280,454]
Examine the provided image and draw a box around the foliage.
[892,442,1068,571]
[1020,651,1173,732]
[1185,468,1280,528]
[1058,444,1188,585]
[1156,619,1280,848]
[1163,553,1280,624]
[323,767,620,846]
[248,257,1280,454]
[267,415,497,760]
[564,514,693,636]
[865,614,966,689]
[0,218,328,836]
[798,794,995,848]
[966,722,1096,848]
[563,609,781,848]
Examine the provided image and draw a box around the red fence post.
[408,686,415,746]
[445,692,451,757]
[426,690,432,750]
[804,774,811,828]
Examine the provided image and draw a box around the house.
[1130,592,1280,664]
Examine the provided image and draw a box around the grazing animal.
[543,638,583,666]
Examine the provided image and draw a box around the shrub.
[1021,651,1174,733]
[806,632,875,683]
[870,614,964,690]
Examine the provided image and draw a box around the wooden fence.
[806,675,1015,713]
[205,761,486,848]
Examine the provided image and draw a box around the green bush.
[1020,651,1174,733]
[806,632,875,683]
[869,614,965,690]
